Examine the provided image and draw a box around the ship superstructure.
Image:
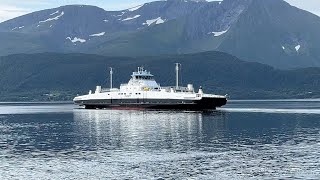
[73,64,227,110]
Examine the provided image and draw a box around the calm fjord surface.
[0,101,319,179]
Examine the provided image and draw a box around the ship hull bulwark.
[74,97,227,110]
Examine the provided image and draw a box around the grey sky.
[0,0,319,22]
[286,0,320,16]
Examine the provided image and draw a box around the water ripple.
[0,102,319,179]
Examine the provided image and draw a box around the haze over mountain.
[0,0,320,69]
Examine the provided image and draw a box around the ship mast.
[110,67,113,89]
[175,63,181,89]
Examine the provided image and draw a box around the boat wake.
[220,108,320,114]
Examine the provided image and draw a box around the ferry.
[73,64,227,110]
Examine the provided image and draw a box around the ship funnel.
[95,86,102,94]
[188,84,194,92]
[198,86,203,94]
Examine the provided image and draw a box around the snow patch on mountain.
[39,11,64,23]
[103,19,109,22]
[89,32,105,37]
[122,15,141,21]
[143,17,165,26]
[115,12,126,17]
[11,26,24,30]
[282,46,285,50]
[209,28,229,37]
[50,10,59,16]
[66,37,86,43]
[295,45,301,52]
[128,4,144,11]
[183,0,205,2]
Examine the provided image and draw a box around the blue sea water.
[0,100,319,179]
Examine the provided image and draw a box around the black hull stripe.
[75,98,227,110]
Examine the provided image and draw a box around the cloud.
[0,5,30,22]
[285,0,320,16]
[0,0,146,22]
[100,2,145,11]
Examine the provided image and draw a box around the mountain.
[0,52,320,101]
[0,0,320,69]
[0,0,210,54]
[218,0,320,69]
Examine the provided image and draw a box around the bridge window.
[135,75,154,80]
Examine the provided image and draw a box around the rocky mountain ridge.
[0,0,320,69]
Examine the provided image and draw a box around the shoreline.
[1,98,320,103]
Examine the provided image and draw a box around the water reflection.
[72,109,320,153]
[73,109,227,151]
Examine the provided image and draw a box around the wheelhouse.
[131,67,154,80]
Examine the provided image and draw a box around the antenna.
[109,67,113,89]
[175,63,181,89]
